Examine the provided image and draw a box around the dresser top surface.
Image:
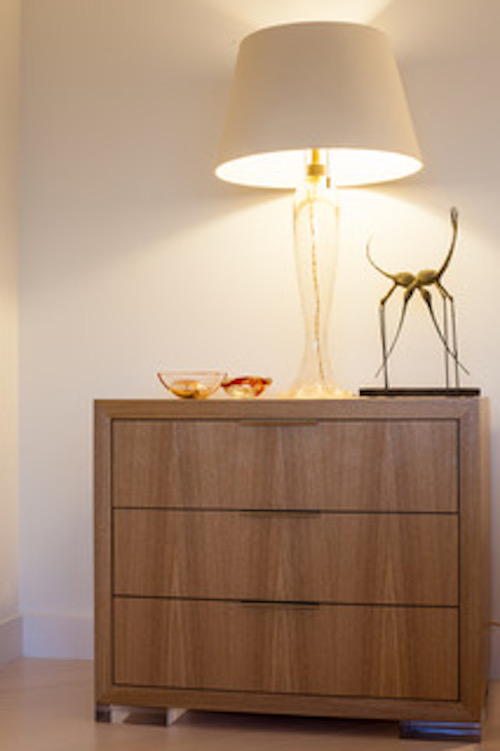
[95,396,487,422]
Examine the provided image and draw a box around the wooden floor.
[0,659,498,750]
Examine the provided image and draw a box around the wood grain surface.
[113,598,458,701]
[112,418,458,512]
[113,509,458,605]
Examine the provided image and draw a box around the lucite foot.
[95,704,187,726]
[399,720,481,742]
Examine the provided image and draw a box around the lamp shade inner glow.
[215,22,423,188]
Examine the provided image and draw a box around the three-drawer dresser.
[94,397,490,740]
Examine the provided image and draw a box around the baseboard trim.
[23,613,93,660]
[0,615,23,666]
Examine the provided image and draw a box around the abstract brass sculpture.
[366,207,469,389]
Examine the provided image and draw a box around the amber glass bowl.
[222,376,272,398]
[157,371,227,399]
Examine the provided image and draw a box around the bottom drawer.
[113,598,458,701]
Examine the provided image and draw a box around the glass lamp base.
[290,151,352,401]
[280,382,353,399]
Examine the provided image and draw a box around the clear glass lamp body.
[287,166,348,398]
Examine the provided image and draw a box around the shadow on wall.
[374,0,500,186]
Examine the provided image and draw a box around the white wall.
[0,0,21,665]
[18,0,500,671]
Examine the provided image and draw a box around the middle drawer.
[113,509,458,606]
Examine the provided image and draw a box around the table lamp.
[215,22,423,397]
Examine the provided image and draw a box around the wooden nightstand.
[94,397,489,740]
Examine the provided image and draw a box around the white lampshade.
[215,22,422,188]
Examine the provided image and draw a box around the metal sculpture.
[366,207,469,389]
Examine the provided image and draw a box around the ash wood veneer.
[113,599,458,699]
[94,398,490,736]
[113,509,458,605]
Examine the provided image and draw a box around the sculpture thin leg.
[448,293,460,388]
[379,303,389,389]
[442,293,450,388]
[436,281,461,388]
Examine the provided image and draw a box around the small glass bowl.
[157,371,227,399]
[222,376,272,399]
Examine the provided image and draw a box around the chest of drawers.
[94,397,490,738]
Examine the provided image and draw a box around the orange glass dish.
[222,376,272,398]
[157,371,226,399]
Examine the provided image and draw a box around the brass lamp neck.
[306,148,333,188]
[306,148,325,179]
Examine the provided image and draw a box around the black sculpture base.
[359,387,481,397]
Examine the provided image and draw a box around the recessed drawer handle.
[239,510,321,519]
[240,600,320,610]
[238,420,318,427]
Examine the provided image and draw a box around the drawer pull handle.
[238,420,318,428]
[239,510,321,519]
[240,600,320,610]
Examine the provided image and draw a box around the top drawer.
[112,418,458,512]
